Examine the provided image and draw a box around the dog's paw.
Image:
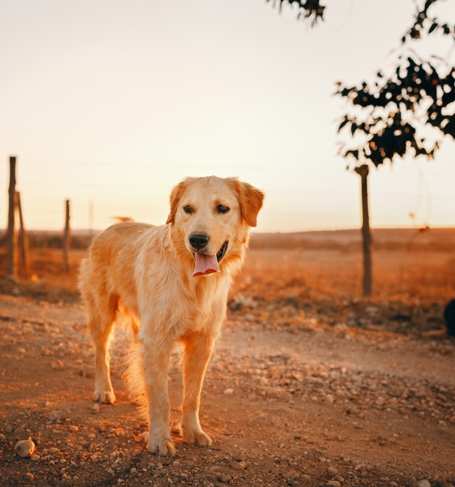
[93,389,116,404]
[147,435,176,456]
[183,428,212,447]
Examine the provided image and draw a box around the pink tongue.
[193,254,219,276]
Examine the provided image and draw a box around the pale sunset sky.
[1,0,454,232]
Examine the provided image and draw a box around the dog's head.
[167,176,264,277]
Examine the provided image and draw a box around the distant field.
[241,228,455,304]
[236,247,455,303]
[3,226,452,252]
[0,227,454,305]
[250,227,455,252]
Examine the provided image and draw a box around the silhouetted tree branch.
[266,0,326,26]
[401,0,455,43]
[335,0,454,169]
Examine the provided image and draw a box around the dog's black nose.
[189,233,209,251]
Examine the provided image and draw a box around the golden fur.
[79,176,264,455]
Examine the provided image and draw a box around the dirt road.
[1,295,454,486]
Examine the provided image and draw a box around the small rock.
[51,359,65,370]
[326,481,341,487]
[223,388,234,395]
[216,472,231,483]
[48,410,67,422]
[417,481,431,487]
[15,438,36,458]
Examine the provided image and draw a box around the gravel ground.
[0,294,455,486]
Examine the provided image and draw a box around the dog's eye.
[217,204,230,214]
[183,205,194,215]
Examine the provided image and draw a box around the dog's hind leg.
[88,293,119,404]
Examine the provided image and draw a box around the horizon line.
[4,224,454,234]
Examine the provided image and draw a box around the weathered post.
[6,156,17,277]
[15,191,29,278]
[63,199,71,272]
[355,164,372,297]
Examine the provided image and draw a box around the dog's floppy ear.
[166,180,188,224]
[227,178,264,227]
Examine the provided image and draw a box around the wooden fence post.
[63,199,71,272]
[355,164,372,297]
[6,156,17,277]
[15,191,29,278]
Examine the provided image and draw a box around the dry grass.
[234,228,455,305]
[235,248,455,305]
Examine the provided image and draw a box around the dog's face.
[167,176,264,276]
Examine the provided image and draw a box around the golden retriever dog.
[79,176,264,455]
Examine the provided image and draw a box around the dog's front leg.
[181,332,215,446]
[142,336,175,456]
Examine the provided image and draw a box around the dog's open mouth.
[193,241,229,277]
